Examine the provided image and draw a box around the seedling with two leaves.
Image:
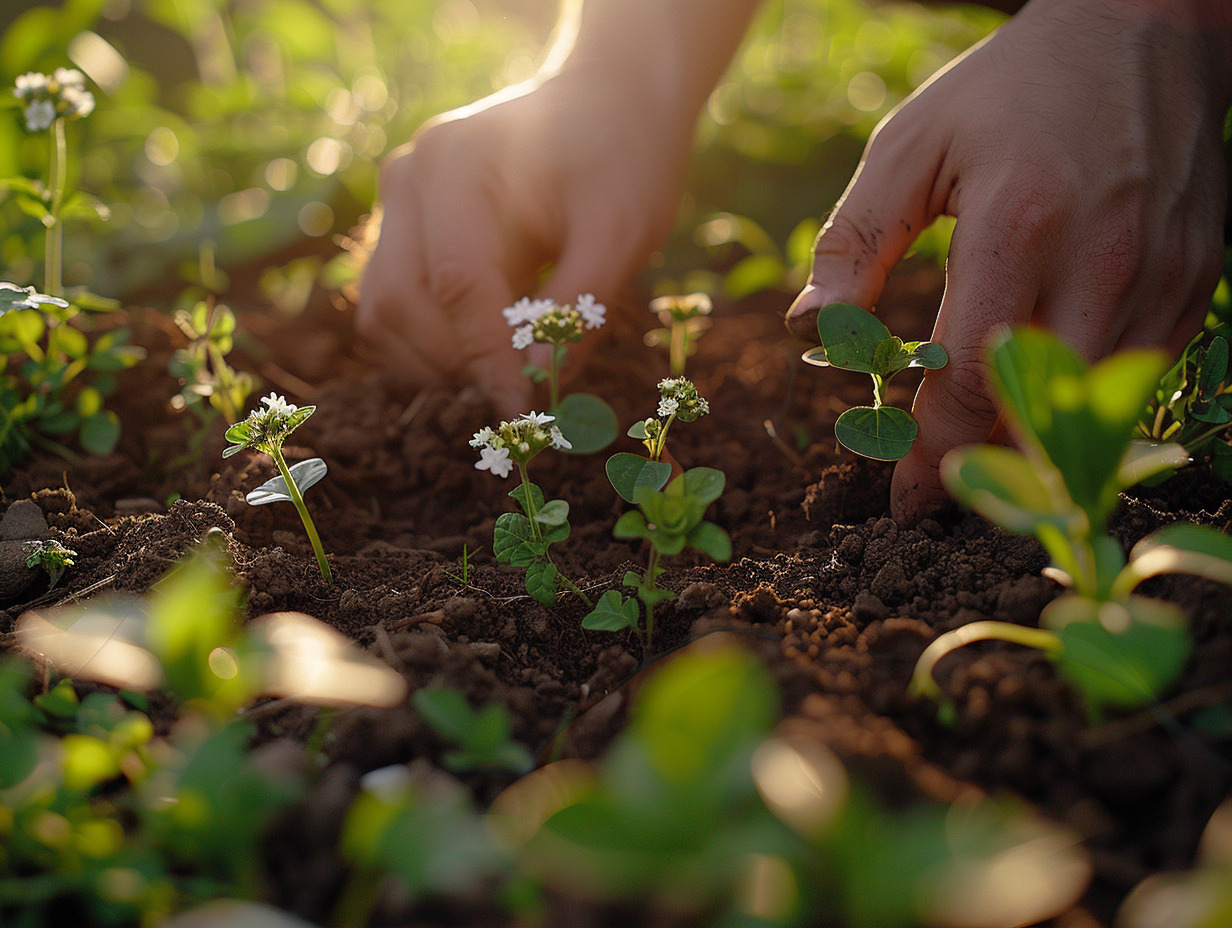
[911,328,1232,717]
[802,302,947,460]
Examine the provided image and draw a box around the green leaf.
[58,191,111,223]
[1198,336,1228,398]
[0,308,45,350]
[246,458,328,506]
[687,521,731,562]
[907,341,948,370]
[723,253,788,300]
[941,445,1071,536]
[554,392,618,454]
[627,420,649,440]
[814,302,891,373]
[493,512,544,567]
[582,590,640,632]
[681,467,725,506]
[525,560,558,605]
[801,345,829,368]
[834,405,918,460]
[606,453,672,503]
[79,410,121,455]
[872,336,908,373]
[785,217,822,270]
[509,481,546,516]
[533,499,570,527]
[1129,522,1232,587]
[612,510,650,541]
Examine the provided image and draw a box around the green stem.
[45,118,66,296]
[516,463,591,607]
[649,413,677,461]
[642,547,662,653]
[554,572,593,609]
[909,620,1062,701]
[270,446,332,582]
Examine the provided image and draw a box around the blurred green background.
[0,0,1003,309]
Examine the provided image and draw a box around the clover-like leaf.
[493,512,544,567]
[686,521,731,562]
[814,302,891,373]
[533,499,570,527]
[834,406,918,460]
[606,453,671,503]
[554,392,618,454]
[524,560,558,605]
[681,467,725,506]
[582,590,640,632]
[245,458,328,506]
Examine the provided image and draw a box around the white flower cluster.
[0,281,69,314]
[13,69,95,133]
[657,377,709,422]
[649,292,713,323]
[260,392,299,418]
[471,411,571,478]
[502,293,605,350]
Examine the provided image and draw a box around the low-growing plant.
[412,687,534,775]
[802,302,948,460]
[0,281,145,474]
[24,538,76,589]
[1137,328,1232,481]
[169,299,254,430]
[503,294,617,453]
[223,393,332,582]
[471,411,592,607]
[605,376,710,504]
[645,292,713,376]
[911,328,1232,717]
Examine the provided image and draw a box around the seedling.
[442,543,481,586]
[504,294,617,453]
[24,538,76,589]
[223,393,332,582]
[911,328,1232,716]
[645,292,713,376]
[412,687,533,774]
[170,300,254,427]
[606,377,710,504]
[472,412,592,607]
[583,467,730,653]
[802,302,948,460]
[1138,329,1232,481]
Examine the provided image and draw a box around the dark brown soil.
[3,264,1231,927]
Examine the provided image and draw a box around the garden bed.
[3,264,1231,927]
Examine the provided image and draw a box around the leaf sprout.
[223,393,331,582]
[25,538,76,589]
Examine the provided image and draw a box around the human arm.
[357,0,762,413]
[786,0,1232,522]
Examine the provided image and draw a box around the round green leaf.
[815,303,891,373]
[681,467,726,506]
[79,410,121,455]
[533,499,570,527]
[554,392,618,454]
[834,406,918,461]
[687,521,731,562]
[606,453,671,503]
[907,341,948,370]
[582,590,639,632]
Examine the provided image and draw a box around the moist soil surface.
[3,266,1231,927]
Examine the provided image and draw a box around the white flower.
[52,68,86,91]
[502,297,553,327]
[469,427,496,449]
[549,426,571,451]
[658,396,679,418]
[24,100,55,132]
[13,72,47,100]
[59,85,94,119]
[511,324,534,350]
[476,445,512,478]
[575,293,606,329]
[260,392,298,417]
[521,411,555,428]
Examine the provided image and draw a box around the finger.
[785,114,946,340]
[890,211,1044,523]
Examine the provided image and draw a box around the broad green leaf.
[801,346,829,368]
[79,410,121,455]
[534,499,570,527]
[1198,336,1228,398]
[555,392,618,454]
[509,482,546,516]
[493,512,543,567]
[872,336,907,373]
[606,453,671,503]
[907,341,948,370]
[1117,442,1190,487]
[0,308,45,350]
[681,467,726,506]
[834,405,918,460]
[785,217,822,269]
[941,445,1072,536]
[723,253,787,299]
[627,420,649,440]
[582,590,640,632]
[1126,522,1232,589]
[815,302,891,373]
[687,521,731,562]
[76,384,104,417]
[525,560,558,605]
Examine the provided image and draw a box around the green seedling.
[645,292,713,376]
[412,687,533,775]
[472,412,592,607]
[442,543,481,586]
[170,299,254,428]
[802,302,948,460]
[223,393,332,582]
[583,467,730,653]
[504,294,617,453]
[1138,328,1232,481]
[911,328,1232,716]
[24,538,76,589]
[0,282,145,474]
[606,377,710,504]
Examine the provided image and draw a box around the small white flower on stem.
[14,72,48,99]
[475,444,512,478]
[503,297,553,327]
[549,426,571,451]
[469,427,496,449]
[658,397,679,418]
[24,100,55,132]
[575,293,606,329]
[261,392,298,417]
[521,411,554,428]
[511,324,534,350]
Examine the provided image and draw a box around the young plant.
[412,687,533,775]
[802,302,947,460]
[645,292,713,376]
[0,282,145,474]
[606,377,710,504]
[6,69,104,298]
[24,538,76,589]
[1138,328,1232,481]
[911,328,1232,716]
[583,467,730,653]
[503,294,617,453]
[471,411,592,607]
[223,393,332,582]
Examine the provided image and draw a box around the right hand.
[358,72,694,416]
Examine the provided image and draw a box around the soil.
[3,263,1231,927]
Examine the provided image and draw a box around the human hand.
[357,71,693,417]
[787,0,1231,522]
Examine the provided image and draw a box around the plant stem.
[515,462,591,608]
[642,547,662,652]
[270,446,332,582]
[554,572,593,609]
[45,117,67,296]
[670,322,686,377]
[910,620,1062,701]
[548,344,567,412]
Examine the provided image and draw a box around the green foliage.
[605,452,672,504]
[552,391,617,455]
[915,328,1232,716]
[168,299,255,431]
[493,479,585,607]
[802,302,947,460]
[412,687,533,775]
[23,537,75,588]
